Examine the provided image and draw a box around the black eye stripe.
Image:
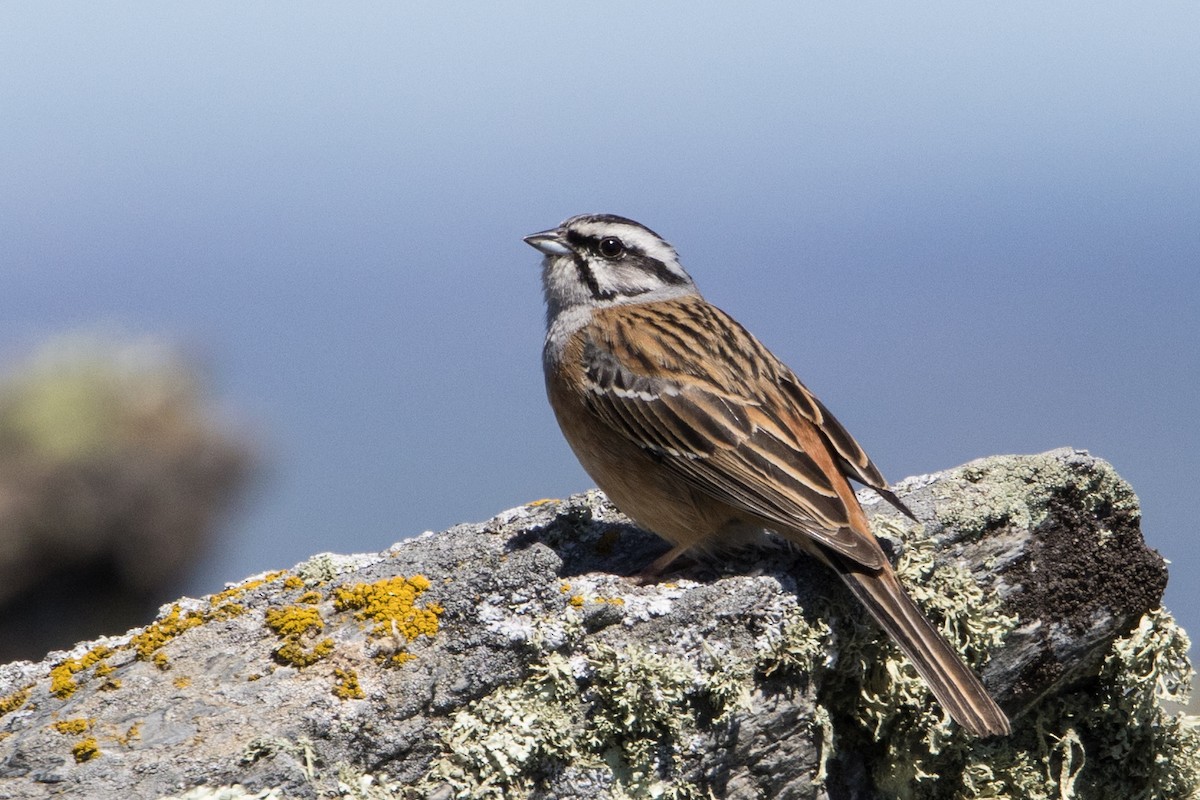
[564,229,592,250]
[565,230,636,258]
[562,226,690,294]
[642,257,689,286]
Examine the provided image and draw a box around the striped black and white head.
[525,214,698,326]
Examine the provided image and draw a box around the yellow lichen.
[49,664,78,699]
[49,646,114,698]
[210,584,253,607]
[173,676,192,689]
[52,718,93,735]
[129,605,205,661]
[117,586,251,672]
[71,737,100,763]
[0,686,32,715]
[116,722,142,747]
[332,575,444,642]
[98,678,121,691]
[274,637,334,668]
[333,668,365,700]
[297,590,323,604]
[209,602,247,621]
[152,651,170,670]
[283,575,305,590]
[559,582,572,594]
[265,604,332,667]
[265,605,324,637]
[209,571,286,607]
[565,591,625,608]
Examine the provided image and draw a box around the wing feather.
[579,299,900,568]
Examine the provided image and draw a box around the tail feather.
[836,557,1011,737]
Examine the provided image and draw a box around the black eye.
[597,236,625,258]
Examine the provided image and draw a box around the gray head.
[524,214,698,325]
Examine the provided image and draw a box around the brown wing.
[779,373,917,520]
[578,297,898,569]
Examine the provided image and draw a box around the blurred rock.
[0,450,1195,799]
[0,334,256,662]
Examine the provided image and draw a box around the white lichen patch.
[477,598,575,652]
[563,573,685,625]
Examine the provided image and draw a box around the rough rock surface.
[0,449,1195,800]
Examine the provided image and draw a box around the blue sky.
[2,3,1197,638]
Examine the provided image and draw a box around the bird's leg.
[633,542,693,585]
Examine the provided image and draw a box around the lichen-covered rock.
[0,334,256,662]
[0,449,1195,800]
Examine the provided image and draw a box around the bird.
[524,213,1010,737]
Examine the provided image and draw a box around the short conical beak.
[523,229,572,256]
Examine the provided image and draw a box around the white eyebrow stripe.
[571,221,677,262]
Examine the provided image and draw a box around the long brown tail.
[834,556,1011,737]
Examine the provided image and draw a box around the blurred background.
[0,3,1196,663]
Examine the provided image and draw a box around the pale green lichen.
[0,335,201,460]
[756,603,834,681]
[204,737,408,800]
[415,494,1199,799]
[754,512,1020,773]
[935,451,1140,542]
[415,514,1013,799]
[423,645,716,799]
[701,647,754,723]
[922,606,1199,800]
[851,599,1200,800]
[425,653,581,797]
[585,644,702,795]
[294,553,361,585]
[833,466,1200,800]
[240,736,318,779]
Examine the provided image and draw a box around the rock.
[0,334,256,662]
[0,449,1196,800]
